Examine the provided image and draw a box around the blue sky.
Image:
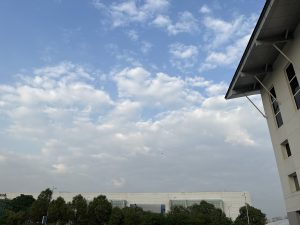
[0,0,286,219]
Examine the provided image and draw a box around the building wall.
[260,24,300,225]
[4,192,251,220]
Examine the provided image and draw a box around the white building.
[4,192,250,220]
[226,0,300,225]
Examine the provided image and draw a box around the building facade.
[226,1,300,225]
[4,192,250,220]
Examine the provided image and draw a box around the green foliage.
[10,194,35,213]
[2,210,27,225]
[48,196,70,225]
[166,206,189,225]
[0,199,11,224]
[0,190,267,225]
[88,195,112,225]
[165,201,232,225]
[234,204,267,225]
[187,201,232,225]
[0,195,35,225]
[142,211,166,225]
[109,207,124,225]
[29,188,53,223]
[70,194,88,225]
[122,206,144,225]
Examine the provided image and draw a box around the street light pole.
[243,192,250,225]
[227,204,232,219]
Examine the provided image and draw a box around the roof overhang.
[225,0,300,99]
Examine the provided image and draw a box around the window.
[281,140,292,159]
[270,87,283,127]
[289,172,300,192]
[285,142,292,157]
[286,63,300,109]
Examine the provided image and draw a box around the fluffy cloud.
[199,5,211,14]
[152,11,199,35]
[205,34,251,66]
[169,43,199,70]
[198,12,258,71]
[202,14,257,49]
[0,63,282,216]
[113,67,203,108]
[169,43,198,59]
[93,0,169,27]
[94,0,199,35]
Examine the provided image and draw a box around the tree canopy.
[0,189,268,225]
[234,204,267,225]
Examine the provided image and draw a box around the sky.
[0,0,286,219]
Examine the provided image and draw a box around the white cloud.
[0,154,6,162]
[169,43,198,59]
[94,0,169,27]
[112,177,126,188]
[202,15,253,48]
[205,34,251,66]
[152,14,171,27]
[0,63,280,217]
[153,11,199,35]
[52,163,67,173]
[113,67,203,108]
[198,11,257,71]
[94,1,198,35]
[199,5,211,14]
[205,82,228,96]
[169,43,199,70]
[127,29,139,41]
[141,41,153,54]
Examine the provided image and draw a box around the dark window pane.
[276,112,283,127]
[286,64,296,81]
[294,91,300,109]
[272,101,280,114]
[290,77,300,94]
[270,87,276,99]
[286,143,292,157]
[294,174,300,191]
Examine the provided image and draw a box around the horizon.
[0,0,286,219]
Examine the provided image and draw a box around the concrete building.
[4,192,250,220]
[225,0,300,224]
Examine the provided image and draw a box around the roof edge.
[225,0,273,99]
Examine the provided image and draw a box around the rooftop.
[225,0,300,99]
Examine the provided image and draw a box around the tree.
[48,196,70,225]
[142,211,166,225]
[166,206,189,225]
[10,194,35,213]
[122,206,144,225]
[29,188,53,223]
[234,204,266,225]
[109,207,124,225]
[2,194,36,225]
[2,210,27,225]
[88,195,112,225]
[0,199,11,224]
[188,201,232,225]
[70,194,88,225]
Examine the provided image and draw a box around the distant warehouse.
[4,192,251,220]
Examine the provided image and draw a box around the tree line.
[0,188,266,225]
